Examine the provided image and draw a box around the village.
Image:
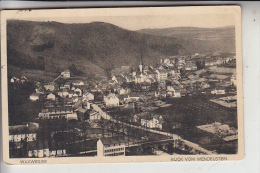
[8,52,238,158]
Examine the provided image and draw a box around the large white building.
[141,117,163,130]
[38,109,77,120]
[104,93,119,107]
[156,69,168,81]
[97,137,126,157]
[9,123,39,142]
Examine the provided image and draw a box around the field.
[158,95,237,128]
[155,95,238,154]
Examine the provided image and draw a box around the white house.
[10,77,19,83]
[30,93,41,101]
[97,137,125,157]
[49,149,66,157]
[38,109,77,120]
[140,116,163,129]
[61,70,70,78]
[231,74,237,86]
[156,69,168,81]
[44,83,56,91]
[28,141,49,158]
[118,88,127,95]
[83,92,94,101]
[104,93,119,107]
[72,80,84,86]
[47,93,56,100]
[9,123,38,142]
[58,91,69,98]
[71,86,76,91]
[68,91,74,98]
[211,89,226,95]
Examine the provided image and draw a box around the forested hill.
[7,20,235,80]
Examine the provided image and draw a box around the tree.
[69,64,83,76]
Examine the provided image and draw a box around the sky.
[47,14,235,31]
[6,7,236,31]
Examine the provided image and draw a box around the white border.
[1,1,259,173]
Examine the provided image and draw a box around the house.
[49,140,66,157]
[57,91,69,98]
[135,73,146,84]
[64,82,71,90]
[61,70,70,78]
[146,71,157,79]
[72,80,84,86]
[68,91,74,98]
[10,77,18,83]
[9,123,38,142]
[30,93,41,101]
[211,88,226,95]
[174,89,181,98]
[140,115,163,130]
[72,93,79,102]
[82,100,91,110]
[156,69,168,81]
[38,108,77,120]
[35,86,44,94]
[104,93,119,107]
[166,86,181,98]
[97,137,126,157]
[28,140,49,158]
[89,110,102,120]
[60,82,71,90]
[71,86,76,91]
[47,93,56,100]
[155,90,167,98]
[112,75,127,84]
[231,74,237,86]
[118,88,127,95]
[75,107,88,121]
[133,114,139,123]
[83,92,94,101]
[124,94,140,103]
[44,83,56,91]
[20,76,28,83]
[74,88,83,96]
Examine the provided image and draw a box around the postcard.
[1,6,243,165]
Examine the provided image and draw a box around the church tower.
[139,52,143,73]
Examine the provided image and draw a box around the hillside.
[7,20,235,81]
[138,26,236,55]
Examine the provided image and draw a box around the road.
[92,103,217,155]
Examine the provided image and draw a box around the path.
[91,103,217,155]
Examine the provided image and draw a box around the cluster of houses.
[9,123,66,158]
[10,76,28,84]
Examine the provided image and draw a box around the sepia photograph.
[1,6,243,164]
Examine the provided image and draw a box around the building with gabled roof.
[30,93,41,101]
[83,92,94,101]
[97,137,126,157]
[47,93,56,100]
[104,93,119,107]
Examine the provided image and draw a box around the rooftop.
[99,137,126,146]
